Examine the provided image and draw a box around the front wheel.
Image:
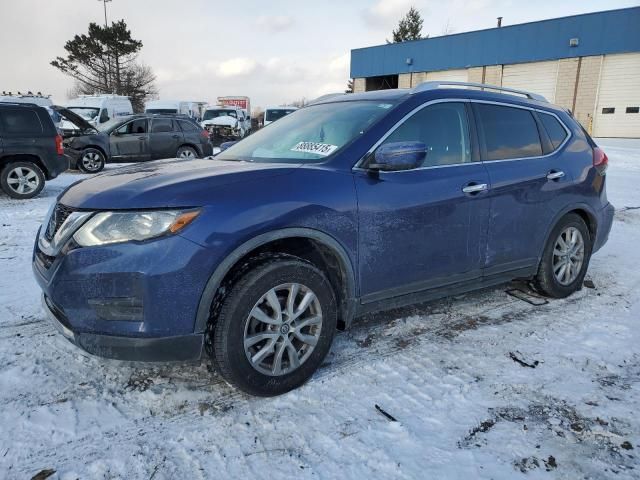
[0,162,45,199]
[208,255,337,396]
[77,148,105,173]
[534,213,592,298]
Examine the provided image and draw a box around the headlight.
[73,210,200,247]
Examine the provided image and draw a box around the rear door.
[473,102,572,276]
[149,118,181,159]
[110,118,150,161]
[354,101,491,301]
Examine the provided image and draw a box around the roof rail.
[411,81,548,102]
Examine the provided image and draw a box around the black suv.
[0,103,67,199]
[58,110,213,173]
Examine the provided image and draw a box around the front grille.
[35,248,55,270]
[44,203,75,241]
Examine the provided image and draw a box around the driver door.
[354,101,491,302]
[110,118,150,162]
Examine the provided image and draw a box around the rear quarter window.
[539,113,568,150]
[475,104,542,160]
[0,109,43,134]
[178,120,200,132]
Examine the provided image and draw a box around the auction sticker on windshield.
[291,142,338,156]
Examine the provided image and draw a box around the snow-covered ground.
[1,140,639,479]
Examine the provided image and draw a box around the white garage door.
[426,69,468,83]
[593,53,640,138]
[502,60,559,103]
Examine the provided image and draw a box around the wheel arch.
[178,143,200,157]
[538,203,598,263]
[194,228,357,334]
[0,154,47,178]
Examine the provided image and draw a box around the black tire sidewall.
[213,258,337,396]
[78,148,105,173]
[0,161,45,199]
[537,213,592,298]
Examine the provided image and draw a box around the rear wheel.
[0,161,45,199]
[534,213,592,298]
[77,148,105,173]
[208,255,337,396]
[176,146,198,160]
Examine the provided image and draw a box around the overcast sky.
[0,0,636,111]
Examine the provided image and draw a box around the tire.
[534,213,592,298]
[0,161,45,199]
[176,146,198,160]
[208,255,337,396]
[77,148,105,173]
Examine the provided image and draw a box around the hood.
[52,106,98,133]
[59,158,298,209]
[203,116,237,127]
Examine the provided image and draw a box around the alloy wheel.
[178,149,196,160]
[552,226,585,285]
[243,283,323,376]
[6,166,40,195]
[81,152,102,172]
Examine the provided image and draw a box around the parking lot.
[0,139,639,479]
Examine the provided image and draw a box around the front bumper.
[42,294,203,361]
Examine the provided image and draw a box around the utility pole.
[98,0,114,93]
[99,0,112,28]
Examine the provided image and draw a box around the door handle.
[546,170,565,180]
[137,136,146,141]
[172,135,180,139]
[462,183,488,194]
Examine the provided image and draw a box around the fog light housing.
[88,297,143,322]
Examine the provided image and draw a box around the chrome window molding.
[38,210,94,256]
[352,98,573,173]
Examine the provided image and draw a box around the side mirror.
[369,141,426,171]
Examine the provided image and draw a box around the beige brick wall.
[353,78,366,93]
[411,72,428,87]
[573,55,603,132]
[399,73,412,89]
[484,65,503,86]
[554,58,580,110]
[467,67,484,84]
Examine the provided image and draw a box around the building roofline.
[351,6,639,54]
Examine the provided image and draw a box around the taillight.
[593,147,608,175]
[55,134,64,155]
[200,129,209,139]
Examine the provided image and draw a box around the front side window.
[0,109,42,134]
[217,101,395,164]
[151,118,174,133]
[265,109,296,122]
[116,119,148,135]
[539,113,568,150]
[378,102,471,167]
[476,104,542,160]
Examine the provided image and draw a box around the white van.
[263,106,298,127]
[64,95,133,128]
[145,100,207,121]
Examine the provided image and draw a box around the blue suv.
[33,82,614,396]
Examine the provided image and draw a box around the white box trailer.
[145,100,208,121]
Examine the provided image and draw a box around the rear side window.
[151,118,174,133]
[476,104,542,160]
[381,102,471,167]
[178,120,200,132]
[539,113,568,150]
[0,109,43,134]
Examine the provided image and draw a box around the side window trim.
[471,100,572,163]
[354,98,476,171]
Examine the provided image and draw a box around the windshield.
[146,108,178,114]
[217,101,395,164]
[97,116,131,133]
[203,109,237,120]
[69,107,100,120]
[265,109,295,122]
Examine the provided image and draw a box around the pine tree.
[345,79,354,93]
[389,7,424,43]
[51,20,157,111]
